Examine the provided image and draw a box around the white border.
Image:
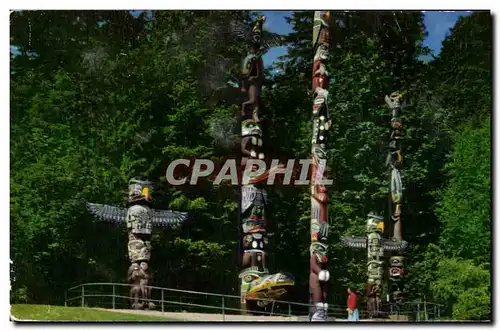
[4,0,499,10]
[3,1,498,331]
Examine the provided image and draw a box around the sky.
[261,10,473,65]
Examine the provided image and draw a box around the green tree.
[431,258,490,320]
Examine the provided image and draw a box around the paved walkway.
[101,309,403,322]
[99,309,302,321]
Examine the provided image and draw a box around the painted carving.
[340,213,408,318]
[87,177,188,310]
[238,16,294,313]
[385,91,407,305]
[309,11,332,323]
[238,15,285,123]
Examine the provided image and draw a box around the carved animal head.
[239,268,267,287]
[128,177,153,203]
[241,119,262,137]
[366,213,384,234]
[384,91,402,109]
[310,242,328,263]
[390,256,404,267]
[251,16,266,45]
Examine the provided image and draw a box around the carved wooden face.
[390,256,404,267]
[241,119,262,137]
[128,177,153,203]
[366,214,384,233]
[310,242,328,263]
[388,92,401,107]
[251,17,265,44]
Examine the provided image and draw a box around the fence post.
[161,289,164,312]
[424,300,428,321]
[288,303,291,317]
[81,285,85,308]
[64,290,67,307]
[222,297,225,321]
[416,303,420,321]
[112,285,115,310]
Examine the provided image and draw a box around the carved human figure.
[309,242,330,321]
[241,51,263,121]
[127,263,145,309]
[366,280,382,318]
[240,16,266,122]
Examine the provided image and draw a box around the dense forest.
[10,10,491,320]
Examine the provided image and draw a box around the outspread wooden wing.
[261,32,286,50]
[86,203,127,223]
[151,209,188,228]
[340,236,367,249]
[382,239,408,251]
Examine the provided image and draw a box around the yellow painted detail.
[247,282,295,295]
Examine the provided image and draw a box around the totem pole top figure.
[251,15,265,47]
[366,213,385,234]
[240,14,284,76]
[128,176,153,204]
[385,91,403,109]
[87,177,188,230]
[312,11,331,63]
[313,11,330,47]
[234,15,285,54]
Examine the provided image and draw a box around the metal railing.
[64,282,443,321]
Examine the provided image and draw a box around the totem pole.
[308,11,332,322]
[87,177,188,310]
[238,15,294,313]
[384,91,406,307]
[341,214,407,318]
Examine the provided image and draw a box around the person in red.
[347,288,359,321]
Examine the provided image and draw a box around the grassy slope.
[11,305,176,322]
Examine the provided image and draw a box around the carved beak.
[142,187,152,201]
[377,222,384,233]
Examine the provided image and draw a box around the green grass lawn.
[11,304,175,322]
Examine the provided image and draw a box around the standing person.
[347,288,359,321]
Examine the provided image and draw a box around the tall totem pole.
[309,11,332,322]
[87,177,188,309]
[384,92,406,307]
[238,15,294,313]
[340,93,408,318]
